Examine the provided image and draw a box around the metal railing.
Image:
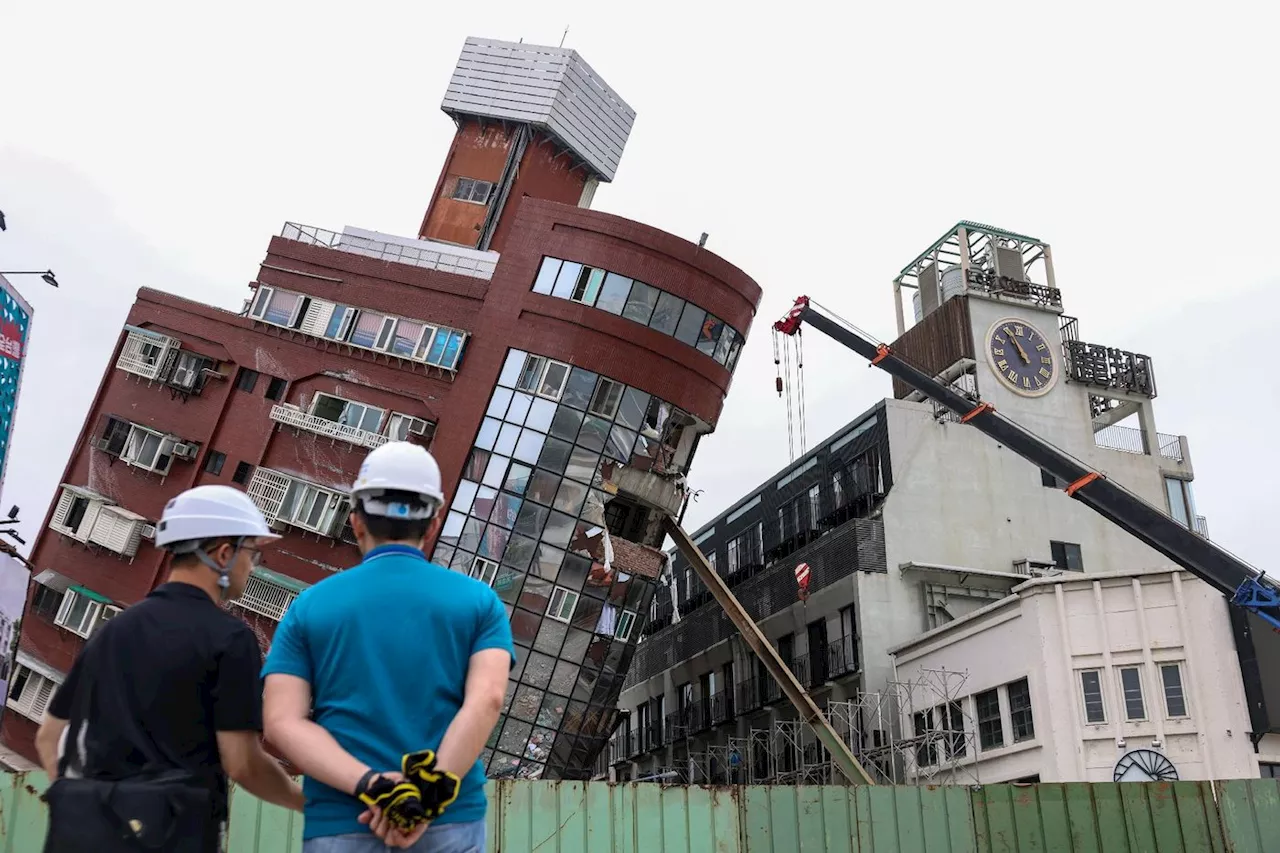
[280,222,497,279]
[270,405,389,450]
[234,576,296,621]
[827,634,859,679]
[1194,515,1210,539]
[1092,424,1183,461]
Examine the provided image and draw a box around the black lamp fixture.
[0,270,58,288]
[0,210,6,231]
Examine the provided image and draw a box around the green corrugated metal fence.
[0,772,1277,851]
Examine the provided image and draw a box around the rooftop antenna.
[560,26,569,48]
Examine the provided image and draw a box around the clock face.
[985,318,1058,397]
[1113,749,1178,783]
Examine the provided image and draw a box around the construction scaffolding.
[628,668,979,787]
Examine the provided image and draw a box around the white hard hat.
[351,442,445,520]
[155,485,280,550]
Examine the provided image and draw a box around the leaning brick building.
[1,37,761,780]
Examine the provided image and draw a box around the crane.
[773,295,1280,631]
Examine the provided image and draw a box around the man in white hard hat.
[36,485,304,853]
[263,442,514,852]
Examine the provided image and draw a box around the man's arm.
[217,730,304,811]
[433,649,510,776]
[262,673,374,795]
[35,714,67,779]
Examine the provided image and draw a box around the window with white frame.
[1080,670,1107,723]
[546,586,579,623]
[323,305,357,341]
[7,665,58,721]
[452,177,493,204]
[1160,663,1188,717]
[615,609,638,641]
[311,393,385,435]
[469,556,499,586]
[278,479,348,536]
[588,378,624,418]
[55,589,118,638]
[121,425,178,474]
[250,287,308,328]
[386,413,433,442]
[1118,666,1146,720]
[517,355,570,400]
[99,417,132,456]
[419,327,467,370]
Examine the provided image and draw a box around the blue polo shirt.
[262,545,515,840]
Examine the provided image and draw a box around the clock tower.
[888,221,1164,460]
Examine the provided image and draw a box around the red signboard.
[795,562,811,587]
[0,322,20,362]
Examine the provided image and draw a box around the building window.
[169,352,211,390]
[588,378,624,419]
[311,393,385,434]
[807,485,822,528]
[203,451,226,476]
[116,330,177,380]
[1119,666,1146,720]
[265,377,287,401]
[58,495,91,537]
[121,425,178,475]
[913,708,937,767]
[1160,663,1188,718]
[529,256,745,369]
[235,367,260,393]
[386,413,433,442]
[232,462,252,485]
[99,417,132,456]
[942,701,966,759]
[277,479,349,536]
[452,177,493,204]
[7,665,58,721]
[1050,541,1083,571]
[32,583,64,620]
[726,524,764,575]
[546,586,578,623]
[55,589,117,638]
[615,610,637,641]
[1262,763,1280,779]
[516,355,570,401]
[1164,477,1196,527]
[1008,678,1035,742]
[1080,670,1106,723]
[976,689,1003,750]
[470,556,499,586]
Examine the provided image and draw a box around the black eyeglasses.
[239,545,264,567]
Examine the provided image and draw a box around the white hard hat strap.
[190,539,245,600]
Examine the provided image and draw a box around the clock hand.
[1007,332,1031,364]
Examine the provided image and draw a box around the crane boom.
[774,296,1280,631]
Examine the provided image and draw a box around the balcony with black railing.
[827,634,859,680]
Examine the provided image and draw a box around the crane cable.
[773,330,794,463]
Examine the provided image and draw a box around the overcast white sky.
[1,1,1276,569]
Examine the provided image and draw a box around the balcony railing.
[1194,515,1210,539]
[1093,424,1183,461]
[827,635,859,680]
[270,404,390,450]
[281,222,497,280]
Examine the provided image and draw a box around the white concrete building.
[610,222,1271,785]
[891,568,1258,784]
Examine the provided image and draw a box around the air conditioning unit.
[1013,558,1058,577]
[408,419,430,436]
[94,438,114,452]
[172,443,198,461]
[269,519,289,533]
[140,524,157,540]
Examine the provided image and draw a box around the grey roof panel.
[441,37,636,181]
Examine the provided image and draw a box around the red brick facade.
[1,197,760,762]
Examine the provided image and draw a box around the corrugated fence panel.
[2,772,1280,851]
